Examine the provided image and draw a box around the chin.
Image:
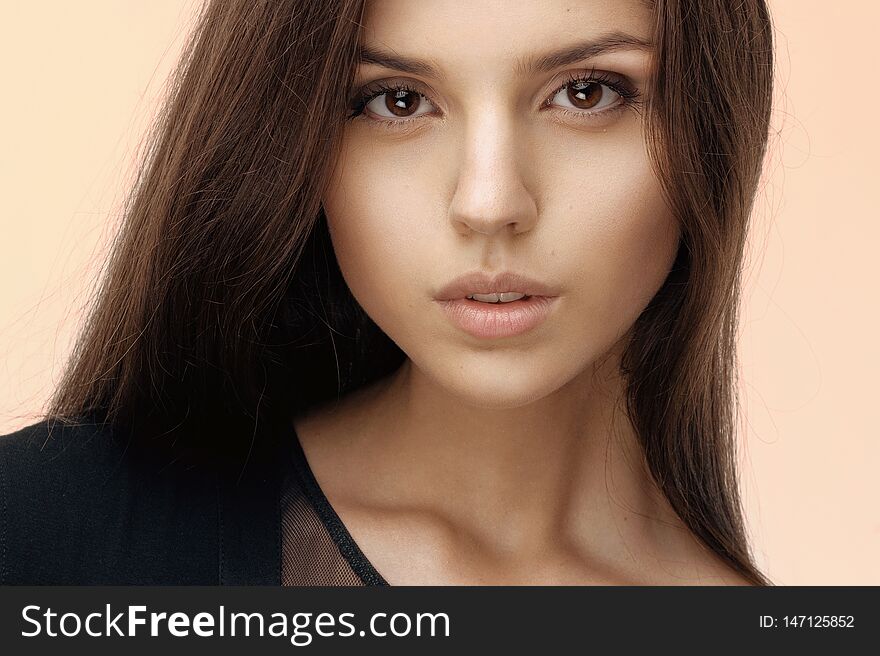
[422,355,582,410]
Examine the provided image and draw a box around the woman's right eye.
[368,88,436,119]
[348,84,437,124]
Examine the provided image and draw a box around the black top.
[0,418,389,585]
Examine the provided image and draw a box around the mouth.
[463,291,533,304]
[433,270,560,338]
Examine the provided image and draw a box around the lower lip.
[436,296,558,339]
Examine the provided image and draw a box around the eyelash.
[346,69,642,129]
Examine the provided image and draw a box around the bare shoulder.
[621,514,761,587]
[646,548,758,586]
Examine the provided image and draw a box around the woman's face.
[322,0,679,407]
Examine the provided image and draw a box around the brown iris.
[567,81,603,110]
[385,89,421,117]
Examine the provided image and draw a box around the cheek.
[597,182,678,306]
[321,155,426,339]
[549,144,680,330]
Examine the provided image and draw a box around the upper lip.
[435,271,560,301]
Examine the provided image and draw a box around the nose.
[448,117,538,237]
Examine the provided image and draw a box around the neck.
[345,344,686,563]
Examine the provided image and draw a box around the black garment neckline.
[288,422,390,586]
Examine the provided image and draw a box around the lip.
[434,270,560,301]
[433,270,560,339]
[436,295,558,339]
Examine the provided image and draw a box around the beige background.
[1,1,876,585]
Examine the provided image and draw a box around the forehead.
[359,0,654,80]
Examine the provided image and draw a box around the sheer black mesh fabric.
[281,476,367,585]
[281,432,388,586]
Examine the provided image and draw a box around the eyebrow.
[356,32,653,81]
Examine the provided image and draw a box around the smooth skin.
[294,0,752,585]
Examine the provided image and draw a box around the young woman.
[0,0,775,586]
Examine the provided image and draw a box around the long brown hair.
[46,0,775,584]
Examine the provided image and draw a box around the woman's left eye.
[547,79,623,114]
[543,72,640,121]
[348,72,639,127]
